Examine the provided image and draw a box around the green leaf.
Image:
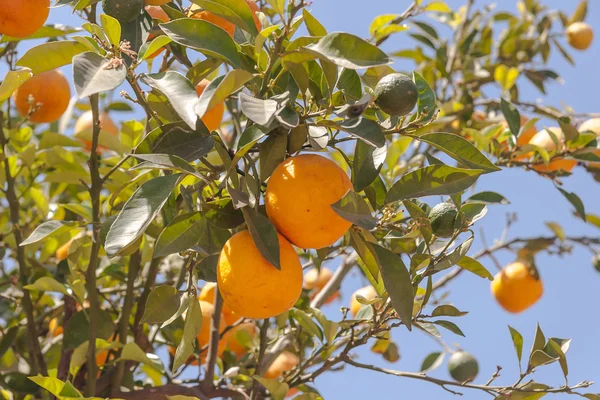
[120,342,165,373]
[353,141,387,192]
[64,310,114,350]
[154,212,205,258]
[529,350,556,368]
[144,125,215,162]
[265,0,285,15]
[331,190,377,230]
[105,174,181,258]
[0,68,33,102]
[424,1,452,12]
[569,0,588,24]
[141,286,180,324]
[172,298,202,372]
[457,256,493,280]
[142,71,199,130]
[348,228,385,294]
[369,243,414,330]
[420,351,444,372]
[160,18,242,68]
[306,32,391,69]
[528,324,546,367]
[413,71,437,123]
[239,92,284,126]
[433,320,465,337]
[290,308,323,342]
[557,187,586,221]
[433,237,474,272]
[259,131,287,181]
[242,207,281,270]
[139,35,173,61]
[467,191,509,205]
[385,165,484,204]
[16,41,88,75]
[500,98,521,138]
[431,305,467,317]
[24,277,69,296]
[100,14,121,47]
[193,0,260,35]
[28,376,69,397]
[545,222,565,241]
[133,153,204,179]
[339,117,385,148]
[0,326,19,359]
[494,65,519,91]
[195,70,254,119]
[21,221,80,246]
[1,23,81,42]
[186,58,223,85]
[415,322,441,338]
[121,9,153,54]
[73,51,127,98]
[253,377,289,400]
[303,9,327,36]
[161,292,193,329]
[508,325,524,366]
[544,338,569,377]
[415,132,500,172]
[369,14,398,36]
[460,202,488,226]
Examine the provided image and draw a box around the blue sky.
[40,1,600,399]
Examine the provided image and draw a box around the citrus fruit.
[529,128,577,173]
[374,73,418,116]
[448,351,479,382]
[501,115,537,146]
[265,351,299,379]
[265,154,353,249]
[49,318,63,337]
[13,69,71,124]
[566,22,594,50]
[491,261,543,313]
[0,0,50,38]
[349,285,378,317]
[56,239,73,262]
[303,267,339,304]
[145,0,170,5]
[224,322,257,358]
[102,0,143,22]
[195,79,225,132]
[429,203,458,238]
[75,110,119,152]
[217,231,303,319]
[189,1,261,37]
[198,282,239,326]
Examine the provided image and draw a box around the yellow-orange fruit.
[198,282,239,326]
[224,322,257,358]
[49,318,63,337]
[75,110,119,152]
[189,1,261,37]
[13,70,71,124]
[566,22,594,50]
[529,127,577,173]
[303,267,339,304]
[265,351,299,379]
[350,285,378,317]
[266,154,353,249]
[217,231,303,319]
[491,261,543,313]
[56,239,73,262]
[195,79,225,132]
[0,0,50,38]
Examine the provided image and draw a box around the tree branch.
[203,286,224,384]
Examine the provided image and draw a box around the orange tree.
[0,0,599,399]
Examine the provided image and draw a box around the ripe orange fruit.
[491,261,543,313]
[198,282,239,326]
[224,322,257,358]
[13,69,71,124]
[195,79,225,132]
[49,318,63,337]
[265,351,299,379]
[145,0,170,5]
[56,239,73,262]
[266,154,353,249]
[350,285,378,317]
[529,127,577,173]
[0,0,50,38]
[303,267,339,304]
[501,115,537,146]
[189,1,261,37]
[566,22,594,50]
[145,5,170,59]
[217,230,303,319]
[75,110,119,152]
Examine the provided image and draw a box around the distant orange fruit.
[145,5,170,59]
[350,285,378,317]
[198,282,239,326]
[189,0,261,37]
[566,22,594,50]
[74,110,119,152]
[13,70,71,124]
[491,261,543,313]
[49,318,63,337]
[224,322,257,358]
[529,127,577,173]
[0,0,50,38]
[265,351,299,379]
[56,239,73,262]
[195,79,225,132]
[266,154,353,249]
[303,267,339,304]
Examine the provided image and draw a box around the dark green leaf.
[133,153,204,179]
[194,0,260,35]
[339,117,385,147]
[154,212,205,258]
[500,98,521,138]
[64,310,114,350]
[413,71,437,123]
[0,326,18,359]
[259,132,287,181]
[331,190,377,230]
[433,320,465,337]
[141,286,180,324]
[431,305,468,317]
[433,237,474,272]
[142,71,199,129]
[353,140,387,192]
[420,352,444,372]
[508,325,524,366]
[306,32,391,69]
[557,187,586,221]
[467,191,510,205]
[242,207,281,270]
[172,297,202,372]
